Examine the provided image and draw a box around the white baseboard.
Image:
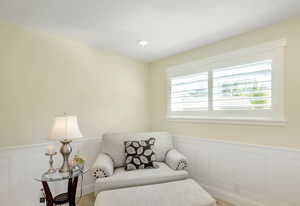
[202,184,266,206]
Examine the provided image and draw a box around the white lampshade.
[49,115,83,141]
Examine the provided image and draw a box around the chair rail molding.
[173,135,300,206]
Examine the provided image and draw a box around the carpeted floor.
[77,193,236,206]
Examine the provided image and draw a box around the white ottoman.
[95,179,216,206]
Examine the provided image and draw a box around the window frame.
[166,40,286,126]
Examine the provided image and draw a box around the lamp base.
[59,139,72,173]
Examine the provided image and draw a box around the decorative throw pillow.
[124,137,159,171]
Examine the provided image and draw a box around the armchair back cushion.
[102,132,174,168]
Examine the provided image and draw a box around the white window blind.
[170,72,208,111]
[213,60,272,111]
[166,39,286,125]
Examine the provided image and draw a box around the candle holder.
[45,152,57,174]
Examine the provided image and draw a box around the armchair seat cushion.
[94,162,188,194]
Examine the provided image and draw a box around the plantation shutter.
[170,72,209,111]
[212,60,272,110]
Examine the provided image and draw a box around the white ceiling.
[0,0,300,62]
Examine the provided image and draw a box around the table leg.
[42,181,53,206]
[68,176,79,206]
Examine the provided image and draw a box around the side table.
[35,168,88,206]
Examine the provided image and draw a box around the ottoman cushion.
[95,179,216,206]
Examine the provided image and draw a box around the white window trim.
[166,39,287,126]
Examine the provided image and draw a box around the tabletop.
[35,167,89,182]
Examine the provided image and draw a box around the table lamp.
[49,114,83,173]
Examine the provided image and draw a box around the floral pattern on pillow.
[124,137,158,171]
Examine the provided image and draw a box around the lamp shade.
[49,115,83,141]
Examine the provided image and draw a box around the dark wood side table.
[35,168,88,206]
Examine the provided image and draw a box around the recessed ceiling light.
[138,40,148,46]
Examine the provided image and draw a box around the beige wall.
[1,16,300,149]
[150,16,300,149]
[0,22,150,148]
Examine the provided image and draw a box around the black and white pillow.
[124,137,158,171]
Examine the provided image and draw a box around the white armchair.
[92,132,188,194]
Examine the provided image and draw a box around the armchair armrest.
[165,149,188,170]
[92,153,114,179]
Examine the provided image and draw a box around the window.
[171,72,208,111]
[167,40,286,125]
[213,60,272,111]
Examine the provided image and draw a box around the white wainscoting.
[1,135,299,206]
[174,136,300,206]
[0,137,101,206]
